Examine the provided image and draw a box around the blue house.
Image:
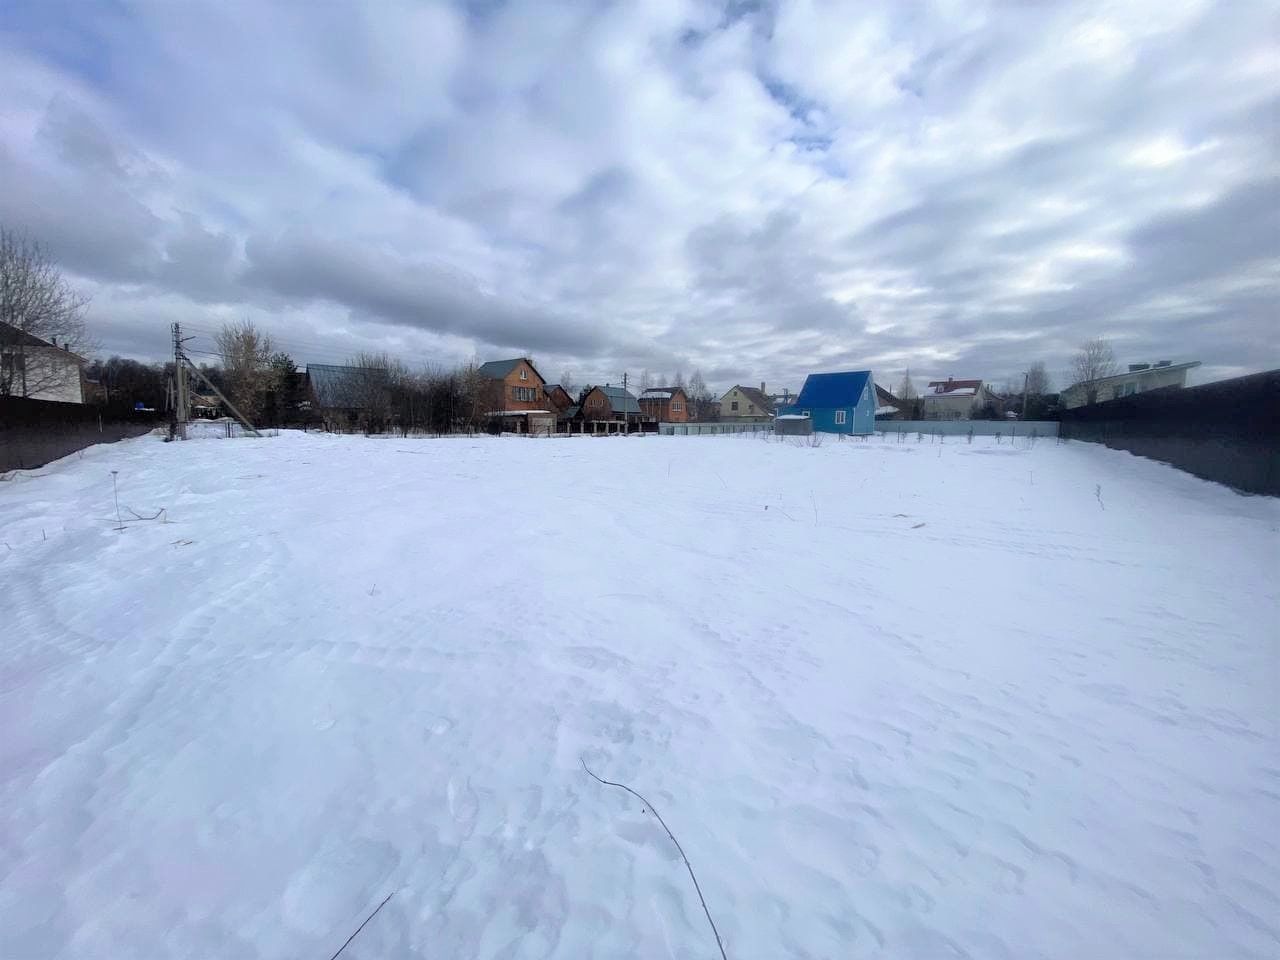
[786,370,877,435]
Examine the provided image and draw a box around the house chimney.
[760,381,766,394]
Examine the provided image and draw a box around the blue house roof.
[793,370,872,408]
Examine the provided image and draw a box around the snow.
[776,414,810,420]
[2,431,1277,959]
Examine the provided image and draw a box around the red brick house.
[639,386,690,422]
[477,357,556,432]
[580,384,644,423]
[477,357,547,411]
[542,383,574,412]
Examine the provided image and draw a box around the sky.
[1,0,1276,395]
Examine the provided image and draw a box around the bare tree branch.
[1068,337,1117,387]
[1025,360,1052,396]
[0,227,91,398]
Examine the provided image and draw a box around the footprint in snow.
[426,716,455,737]
[448,777,479,829]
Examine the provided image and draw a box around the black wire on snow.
[581,757,728,960]
[326,890,394,960]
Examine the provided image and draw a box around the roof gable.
[794,371,872,408]
[875,384,901,406]
[721,385,774,413]
[477,357,545,384]
[925,379,983,398]
[0,321,87,362]
[585,384,641,414]
[640,386,687,401]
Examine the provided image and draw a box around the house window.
[519,368,527,380]
[512,386,536,402]
[731,401,739,411]
[748,404,755,413]
[835,409,847,425]
[672,400,682,412]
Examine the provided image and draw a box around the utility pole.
[622,371,628,436]
[1021,371,1029,421]
[181,356,262,438]
[172,322,189,439]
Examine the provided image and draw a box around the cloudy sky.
[2,0,1276,393]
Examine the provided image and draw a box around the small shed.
[775,414,813,436]
[790,370,876,435]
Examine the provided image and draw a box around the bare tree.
[1069,338,1117,387]
[0,228,91,398]
[639,369,654,392]
[1025,360,1052,396]
[345,351,398,433]
[559,369,577,395]
[673,369,686,392]
[459,361,488,431]
[897,368,916,401]
[215,319,274,420]
[687,369,709,402]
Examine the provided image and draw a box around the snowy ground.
[1,431,1277,959]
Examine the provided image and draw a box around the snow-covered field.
[2,431,1277,959]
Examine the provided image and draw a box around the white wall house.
[921,378,1001,420]
[1060,361,1200,409]
[0,323,86,403]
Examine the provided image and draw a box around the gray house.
[1061,361,1200,409]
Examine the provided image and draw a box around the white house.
[0,322,87,403]
[920,378,1001,420]
[1060,361,1200,409]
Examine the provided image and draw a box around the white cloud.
[0,0,1275,392]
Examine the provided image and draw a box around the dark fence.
[1058,370,1280,496]
[1,397,163,471]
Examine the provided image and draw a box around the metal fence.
[1,397,163,471]
[659,421,774,436]
[1059,370,1279,496]
[875,419,1060,438]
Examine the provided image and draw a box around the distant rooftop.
[590,384,641,414]
[1073,361,1200,387]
